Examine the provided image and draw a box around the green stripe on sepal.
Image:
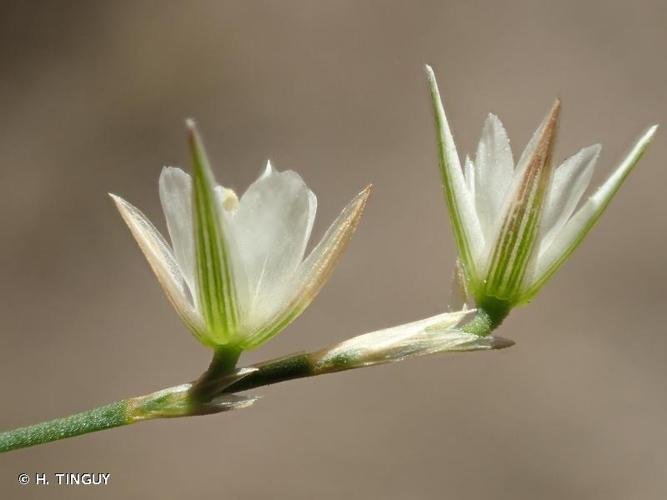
[187,119,240,344]
[425,65,483,290]
[518,123,658,303]
[481,99,560,304]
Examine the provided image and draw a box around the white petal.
[463,156,486,266]
[159,167,197,298]
[539,144,600,252]
[425,66,484,281]
[464,156,476,199]
[524,125,658,299]
[241,185,371,348]
[474,114,515,240]
[447,258,470,311]
[110,194,207,342]
[226,162,317,331]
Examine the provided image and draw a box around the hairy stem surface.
[0,316,512,453]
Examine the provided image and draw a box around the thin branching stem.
[0,313,513,453]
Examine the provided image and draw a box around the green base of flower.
[461,300,511,336]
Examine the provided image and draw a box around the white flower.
[426,65,657,312]
[111,120,370,350]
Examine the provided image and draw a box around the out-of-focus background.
[0,1,665,499]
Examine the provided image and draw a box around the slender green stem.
[222,352,315,393]
[0,352,313,454]
[0,318,512,453]
[0,401,130,453]
[190,346,242,402]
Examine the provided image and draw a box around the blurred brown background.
[0,1,665,499]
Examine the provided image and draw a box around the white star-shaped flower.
[112,121,370,350]
[426,65,657,317]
